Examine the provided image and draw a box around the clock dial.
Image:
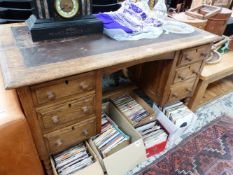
[55,0,79,18]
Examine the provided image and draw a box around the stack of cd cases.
[163,101,194,128]
[52,142,94,175]
[111,94,150,126]
[136,121,168,150]
[93,113,130,157]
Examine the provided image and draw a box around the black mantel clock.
[26,0,103,41]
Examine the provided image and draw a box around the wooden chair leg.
[188,80,209,111]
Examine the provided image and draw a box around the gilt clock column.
[34,0,51,19]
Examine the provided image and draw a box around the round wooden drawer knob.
[80,82,89,90]
[192,70,199,75]
[185,57,192,62]
[47,91,56,100]
[55,139,63,147]
[82,129,89,137]
[51,116,59,124]
[200,53,208,58]
[172,93,178,98]
[82,106,89,113]
[178,75,185,80]
[186,88,192,93]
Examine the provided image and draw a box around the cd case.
[92,113,130,158]
[110,91,156,127]
[50,142,104,175]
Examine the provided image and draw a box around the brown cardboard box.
[51,142,104,175]
[109,91,156,127]
[89,102,147,175]
[95,116,130,157]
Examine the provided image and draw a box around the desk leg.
[95,70,102,134]
[42,158,53,175]
[17,87,52,175]
[188,80,208,111]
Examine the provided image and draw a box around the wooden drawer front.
[44,117,96,154]
[168,77,196,103]
[178,45,210,66]
[38,95,95,132]
[173,61,202,83]
[32,73,95,105]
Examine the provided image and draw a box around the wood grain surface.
[201,52,233,81]
[0,23,220,89]
[188,51,233,110]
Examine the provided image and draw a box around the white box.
[89,102,147,175]
[153,103,197,139]
[51,142,104,175]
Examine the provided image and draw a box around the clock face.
[55,0,79,18]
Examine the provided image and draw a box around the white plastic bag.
[104,26,163,41]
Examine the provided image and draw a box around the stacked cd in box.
[136,121,168,149]
[163,101,194,128]
[93,113,130,157]
[111,95,149,125]
[53,143,94,175]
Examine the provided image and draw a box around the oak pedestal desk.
[0,23,219,175]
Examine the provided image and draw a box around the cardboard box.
[96,116,130,157]
[135,107,169,157]
[108,92,169,157]
[153,103,197,139]
[51,142,104,175]
[153,103,177,134]
[110,91,157,127]
[140,120,169,157]
[89,102,147,175]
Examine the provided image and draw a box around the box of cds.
[89,103,147,175]
[108,91,169,157]
[135,119,169,157]
[50,141,104,175]
[154,101,197,137]
[109,91,156,127]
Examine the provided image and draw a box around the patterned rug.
[128,91,233,175]
[136,115,233,175]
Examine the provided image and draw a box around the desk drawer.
[173,61,202,83]
[37,95,95,132]
[44,117,96,154]
[178,45,210,66]
[168,77,196,103]
[31,72,96,105]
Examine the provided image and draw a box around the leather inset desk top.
[0,23,220,89]
[12,26,199,67]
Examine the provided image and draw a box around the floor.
[197,74,233,109]
[128,90,233,175]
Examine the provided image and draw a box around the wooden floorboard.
[199,74,233,106]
